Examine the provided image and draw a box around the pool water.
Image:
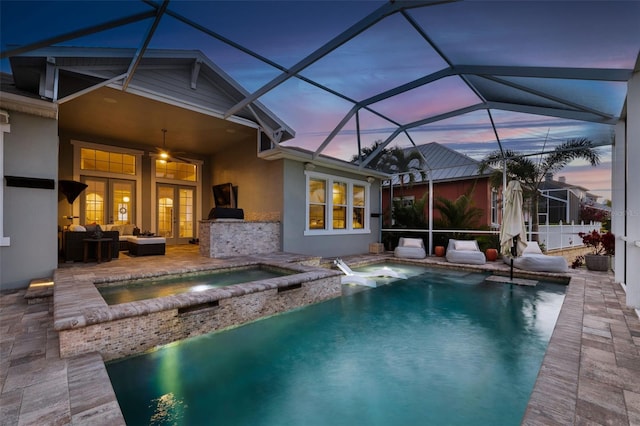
[98,266,289,305]
[106,268,565,425]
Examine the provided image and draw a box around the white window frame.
[71,140,144,227]
[304,171,370,236]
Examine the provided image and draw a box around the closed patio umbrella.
[500,180,528,279]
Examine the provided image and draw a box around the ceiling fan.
[155,128,191,163]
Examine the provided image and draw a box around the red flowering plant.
[572,230,615,268]
[579,230,615,255]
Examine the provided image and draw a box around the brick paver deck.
[1,247,639,425]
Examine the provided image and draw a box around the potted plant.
[573,230,615,271]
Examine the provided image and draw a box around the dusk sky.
[2,1,638,201]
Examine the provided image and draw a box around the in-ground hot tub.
[96,265,294,305]
[53,260,341,361]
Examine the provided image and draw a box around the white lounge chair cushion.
[402,238,423,248]
[523,241,543,254]
[454,240,477,251]
[504,253,568,273]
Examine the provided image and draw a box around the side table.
[83,238,113,263]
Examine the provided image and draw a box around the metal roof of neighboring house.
[386,142,493,186]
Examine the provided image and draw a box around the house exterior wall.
[281,160,381,257]
[210,139,283,222]
[381,177,494,227]
[1,111,59,290]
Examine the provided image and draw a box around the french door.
[81,177,135,225]
[157,184,195,245]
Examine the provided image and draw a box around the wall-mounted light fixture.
[366,176,375,183]
[304,162,316,171]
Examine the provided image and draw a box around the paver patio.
[1,246,639,425]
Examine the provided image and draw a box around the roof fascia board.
[259,146,389,179]
[14,46,206,61]
[194,53,296,139]
[57,73,128,104]
[120,84,260,130]
[0,91,58,119]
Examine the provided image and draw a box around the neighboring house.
[0,47,386,290]
[538,173,610,224]
[382,142,500,229]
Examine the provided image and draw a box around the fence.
[538,221,602,251]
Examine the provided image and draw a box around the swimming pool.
[107,267,565,425]
[97,266,291,305]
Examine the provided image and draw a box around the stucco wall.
[210,139,283,221]
[1,112,59,290]
[282,160,381,257]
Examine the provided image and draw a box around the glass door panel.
[111,180,134,225]
[157,184,195,244]
[157,185,174,239]
[178,188,194,239]
[82,178,106,224]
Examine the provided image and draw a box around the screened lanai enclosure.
[1,0,639,307]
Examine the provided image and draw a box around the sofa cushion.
[70,224,86,232]
[123,224,136,235]
[454,240,477,251]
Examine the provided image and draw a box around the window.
[305,172,370,235]
[308,178,326,230]
[491,188,499,227]
[155,160,197,181]
[81,148,136,175]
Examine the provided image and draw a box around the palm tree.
[385,146,426,198]
[434,189,484,239]
[479,137,601,240]
[350,140,391,171]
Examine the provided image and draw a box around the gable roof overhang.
[5,46,295,154]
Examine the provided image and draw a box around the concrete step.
[24,277,54,304]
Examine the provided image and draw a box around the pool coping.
[2,251,639,425]
[53,259,339,330]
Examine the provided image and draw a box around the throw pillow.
[403,238,423,248]
[70,224,86,232]
[454,240,477,251]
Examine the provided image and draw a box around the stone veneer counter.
[53,258,340,361]
[199,220,280,258]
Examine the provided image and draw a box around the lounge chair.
[503,241,568,273]
[394,237,427,259]
[445,239,486,265]
[334,258,408,287]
